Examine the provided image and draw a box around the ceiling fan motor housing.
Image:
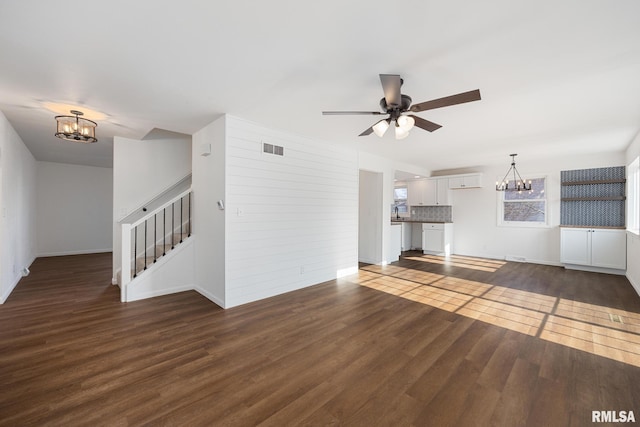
[380,94,412,111]
[380,94,412,120]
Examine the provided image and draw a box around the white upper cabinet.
[423,179,437,205]
[448,174,483,189]
[408,178,451,206]
[407,179,428,206]
[436,178,451,205]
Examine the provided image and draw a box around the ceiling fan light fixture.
[55,110,98,143]
[372,119,390,137]
[395,123,410,140]
[396,115,415,132]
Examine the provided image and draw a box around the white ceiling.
[1,1,640,170]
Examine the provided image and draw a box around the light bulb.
[397,115,415,131]
[395,125,409,140]
[372,119,390,137]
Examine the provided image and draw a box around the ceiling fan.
[322,74,481,139]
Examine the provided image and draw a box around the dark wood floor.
[1,252,640,426]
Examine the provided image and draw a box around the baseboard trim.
[627,273,640,298]
[195,286,225,309]
[1,256,36,304]
[562,263,627,276]
[127,284,195,302]
[37,248,113,257]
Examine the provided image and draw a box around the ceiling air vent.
[263,142,284,156]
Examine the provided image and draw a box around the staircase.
[118,186,193,302]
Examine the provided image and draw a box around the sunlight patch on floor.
[346,257,640,368]
[404,254,506,272]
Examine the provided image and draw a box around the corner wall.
[223,116,359,307]
[192,116,226,307]
[359,170,383,264]
[625,131,640,296]
[112,132,192,282]
[36,161,113,256]
[449,151,626,265]
[0,111,37,303]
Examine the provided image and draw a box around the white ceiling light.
[395,123,409,140]
[55,110,98,143]
[372,119,390,137]
[396,115,415,132]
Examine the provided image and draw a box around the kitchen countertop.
[390,219,452,224]
[559,225,625,229]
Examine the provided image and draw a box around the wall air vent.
[263,142,284,156]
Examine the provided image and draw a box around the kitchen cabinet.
[448,174,482,189]
[408,178,450,206]
[560,228,626,270]
[422,223,453,256]
[407,180,427,206]
[436,178,451,205]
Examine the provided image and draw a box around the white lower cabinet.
[560,228,626,270]
[422,223,453,256]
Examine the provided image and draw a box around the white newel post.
[121,223,132,302]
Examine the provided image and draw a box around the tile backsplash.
[411,205,452,222]
[560,166,625,227]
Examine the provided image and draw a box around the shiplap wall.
[224,116,358,307]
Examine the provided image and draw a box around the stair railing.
[120,188,192,301]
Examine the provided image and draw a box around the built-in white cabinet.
[448,173,482,189]
[407,180,427,206]
[422,223,453,256]
[407,178,451,206]
[560,227,626,271]
[436,179,451,205]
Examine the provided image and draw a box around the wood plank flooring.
[1,252,640,426]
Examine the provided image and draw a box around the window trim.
[497,175,550,228]
[393,184,408,214]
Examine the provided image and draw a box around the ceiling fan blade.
[322,111,384,115]
[380,74,402,107]
[359,126,375,136]
[409,89,481,112]
[409,115,442,132]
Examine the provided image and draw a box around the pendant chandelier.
[54,110,98,143]
[496,153,531,191]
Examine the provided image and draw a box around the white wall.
[0,111,37,303]
[358,151,429,264]
[221,116,359,307]
[449,151,626,265]
[36,161,112,256]
[191,116,431,308]
[192,116,226,307]
[625,131,640,295]
[359,170,383,264]
[112,132,192,281]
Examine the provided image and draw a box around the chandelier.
[496,154,531,191]
[54,110,98,143]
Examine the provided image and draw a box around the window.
[393,186,408,214]
[628,157,640,235]
[498,177,548,226]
